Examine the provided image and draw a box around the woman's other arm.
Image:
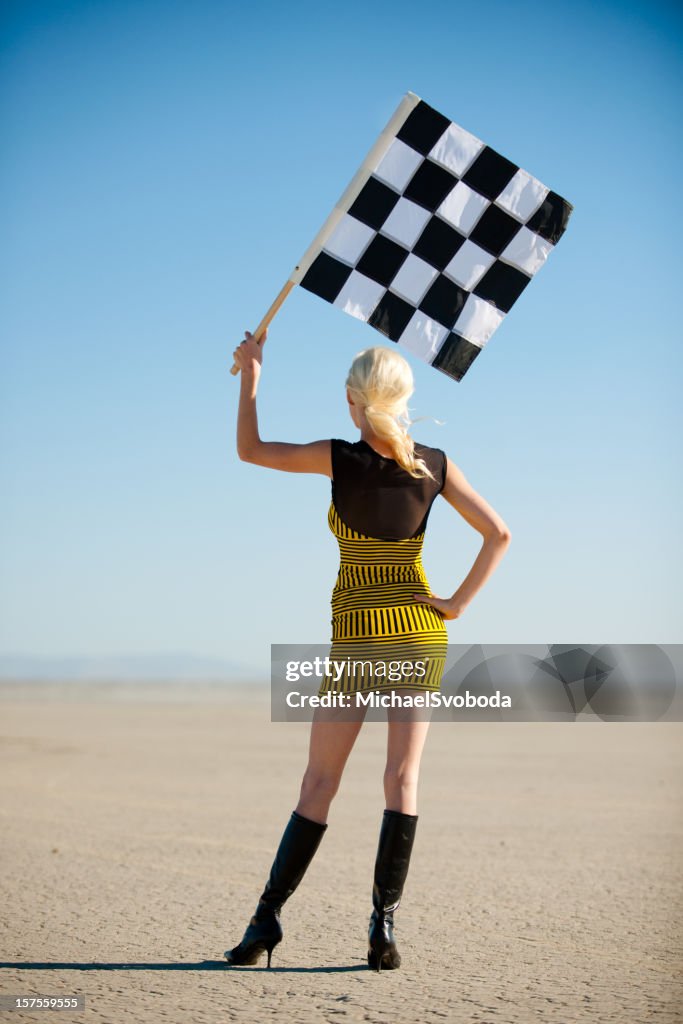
[414,456,511,620]
[233,330,332,476]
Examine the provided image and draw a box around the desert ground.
[1,681,681,1023]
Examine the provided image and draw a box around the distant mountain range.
[0,653,263,682]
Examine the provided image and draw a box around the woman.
[224,329,511,972]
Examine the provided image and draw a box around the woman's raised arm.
[233,330,332,476]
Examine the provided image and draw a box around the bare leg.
[383,690,432,815]
[294,702,367,824]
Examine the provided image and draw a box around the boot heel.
[368,925,400,972]
[367,947,384,973]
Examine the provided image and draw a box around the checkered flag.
[232,92,573,382]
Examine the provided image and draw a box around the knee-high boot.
[224,810,328,967]
[367,809,418,972]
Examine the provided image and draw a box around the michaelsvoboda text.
[286,690,513,708]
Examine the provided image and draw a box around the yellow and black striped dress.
[319,438,448,696]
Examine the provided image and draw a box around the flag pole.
[229,280,295,375]
[229,91,422,376]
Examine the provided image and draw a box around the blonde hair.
[345,346,436,481]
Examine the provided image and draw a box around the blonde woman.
[225,330,511,972]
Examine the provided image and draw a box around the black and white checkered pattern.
[300,98,573,382]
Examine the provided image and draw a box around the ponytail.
[346,348,436,482]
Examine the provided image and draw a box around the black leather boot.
[367,809,418,972]
[224,810,327,968]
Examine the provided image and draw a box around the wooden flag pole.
[229,279,296,375]
[229,91,421,376]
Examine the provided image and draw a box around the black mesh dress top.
[331,439,447,540]
[319,437,449,696]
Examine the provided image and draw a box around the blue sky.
[1,0,681,678]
